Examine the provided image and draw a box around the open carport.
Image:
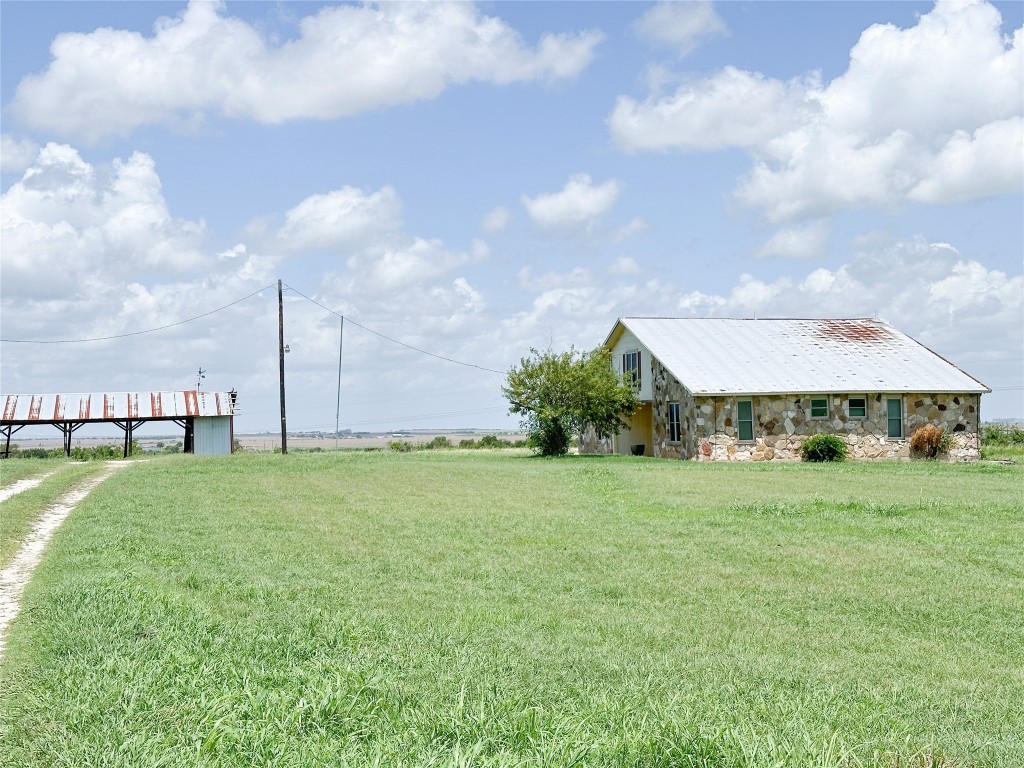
[1,390,236,458]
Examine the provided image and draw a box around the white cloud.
[632,1,727,57]
[611,1,1023,219]
[217,243,247,260]
[609,256,642,276]
[522,173,620,231]
[517,266,594,293]
[609,66,819,153]
[755,221,829,260]
[277,186,401,252]
[427,277,487,331]
[909,117,1024,205]
[1,143,206,297]
[927,258,1023,317]
[342,238,482,293]
[10,1,603,142]
[481,206,510,233]
[499,267,680,359]
[1,134,39,173]
[610,216,648,243]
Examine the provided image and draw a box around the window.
[887,398,903,438]
[737,400,754,441]
[848,397,867,419]
[810,398,828,418]
[668,402,681,442]
[622,350,641,389]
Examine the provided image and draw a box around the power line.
[283,283,506,374]
[0,284,276,344]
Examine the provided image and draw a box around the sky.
[1,0,1022,438]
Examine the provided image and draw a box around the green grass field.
[1,452,1022,767]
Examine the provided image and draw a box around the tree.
[503,346,639,456]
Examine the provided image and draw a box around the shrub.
[10,447,62,459]
[910,424,950,459]
[477,434,505,449]
[69,442,140,460]
[458,439,477,449]
[426,436,452,449]
[388,440,415,453]
[801,434,848,462]
[983,426,1024,445]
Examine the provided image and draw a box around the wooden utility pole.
[278,279,288,454]
[335,314,344,452]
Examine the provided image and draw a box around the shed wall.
[193,416,232,456]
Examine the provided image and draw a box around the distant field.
[1,453,1022,767]
[4,431,528,453]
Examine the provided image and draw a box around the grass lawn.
[1,452,1022,767]
[0,461,111,569]
[979,444,1024,462]
[0,457,67,487]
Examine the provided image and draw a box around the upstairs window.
[737,400,754,442]
[622,350,641,389]
[887,398,903,438]
[668,402,681,443]
[810,398,828,418]
[848,397,867,419]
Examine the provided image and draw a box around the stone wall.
[650,358,699,459]
[578,425,612,455]
[644,370,981,461]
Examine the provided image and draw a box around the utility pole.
[278,279,288,455]
[335,314,344,452]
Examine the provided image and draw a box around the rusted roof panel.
[0,391,235,424]
[613,318,990,395]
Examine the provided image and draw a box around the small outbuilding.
[1,390,237,458]
[593,318,989,461]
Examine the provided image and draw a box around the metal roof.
[609,318,989,395]
[1,391,235,425]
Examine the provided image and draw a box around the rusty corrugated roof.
[1,391,235,424]
[611,318,990,395]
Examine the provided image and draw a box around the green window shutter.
[737,400,753,441]
[887,398,902,438]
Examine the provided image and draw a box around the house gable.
[605,322,654,402]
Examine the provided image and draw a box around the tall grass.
[1,453,1021,767]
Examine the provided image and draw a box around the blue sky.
[2,0,1022,436]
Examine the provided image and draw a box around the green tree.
[503,346,639,456]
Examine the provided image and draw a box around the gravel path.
[0,463,128,661]
[0,470,60,503]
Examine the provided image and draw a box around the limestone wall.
[578,425,612,455]
[645,374,981,461]
[650,358,699,459]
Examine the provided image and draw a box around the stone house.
[595,318,989,462]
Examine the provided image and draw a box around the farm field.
[1,452,1022,767]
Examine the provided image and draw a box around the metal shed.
[0,390,237,457]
